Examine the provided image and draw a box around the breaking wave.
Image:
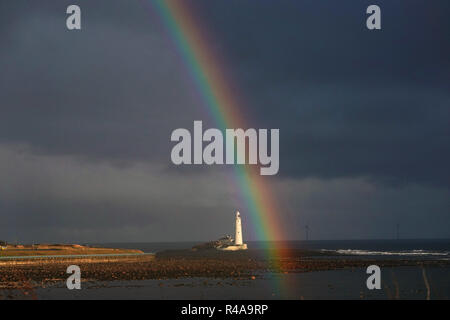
[321,249,450,257]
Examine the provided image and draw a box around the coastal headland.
[0,244,143,258]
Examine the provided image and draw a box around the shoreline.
[0,252,152,262]
[1,248,449,290]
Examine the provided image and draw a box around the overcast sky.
[0,0,449,243]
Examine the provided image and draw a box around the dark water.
[95,239,450,258]
[32,266,450,300]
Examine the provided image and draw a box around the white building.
[218,211,247,251]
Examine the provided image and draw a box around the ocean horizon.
[94,239,450,258]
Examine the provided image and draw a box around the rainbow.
[147,0,288,262]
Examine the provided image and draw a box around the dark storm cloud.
[192,0,450,187]
[0,1,449,242]
[1,0,449,186]
[275,177,450,240]
[0,0,211,164]
[0,145,237,242]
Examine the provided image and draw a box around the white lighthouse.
[218,211,247,251]
[235,211,243,245]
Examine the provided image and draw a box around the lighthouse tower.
[235,211,243,245]
[217,210,247,251]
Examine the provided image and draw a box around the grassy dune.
[0,244,143,257]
